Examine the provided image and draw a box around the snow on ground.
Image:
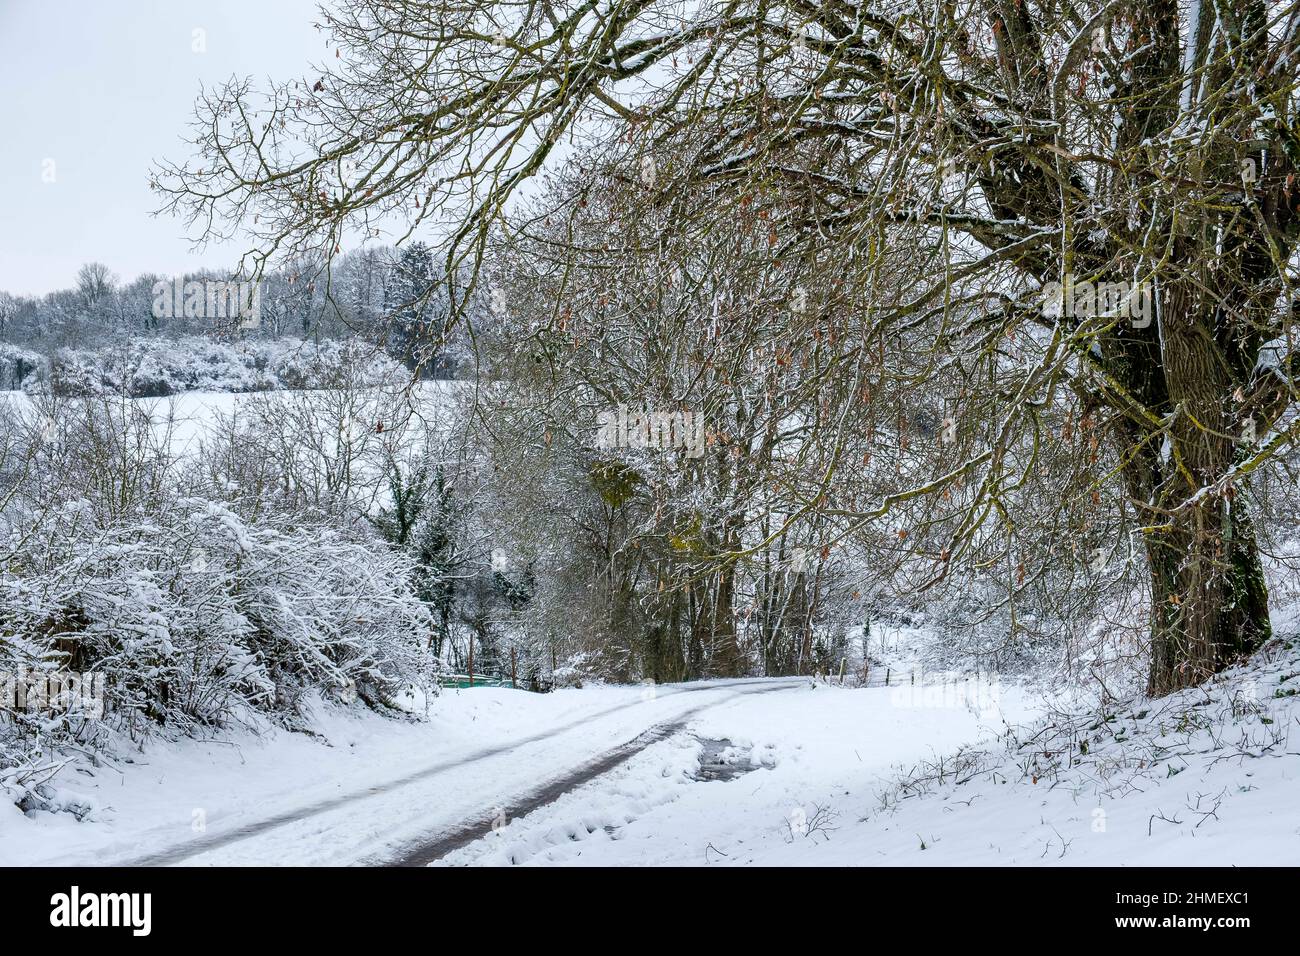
[6,635,1299,867]
[0,679,795,866]
[435,676,1040,866]
[439,640,1300,867]
[1,382,464,461]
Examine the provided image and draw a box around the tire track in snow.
[124,678,803,866]
[389,681,799,866]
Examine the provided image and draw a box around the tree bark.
[1144,496,1271,695]
[1136,277,1273,695]
[706,563,745,677]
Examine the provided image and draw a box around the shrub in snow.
[270,337,403,390]
[46,349,113,397]
[0,343,46,391]
[1,498,434,737]
[0,396,439,808]
[38,336,402,398]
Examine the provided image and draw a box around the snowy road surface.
[393,681,799,866]
[10,677,876,866]
[6,674,1021,866]
[13,663,1291,866]
[128,678,803,866]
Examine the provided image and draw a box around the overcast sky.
[0,0,327,297]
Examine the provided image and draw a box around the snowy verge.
[850,634,1300,865]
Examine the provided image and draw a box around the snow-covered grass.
[842,636,1300,866]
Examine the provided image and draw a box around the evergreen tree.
[384,243,450,377]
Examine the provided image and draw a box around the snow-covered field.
[1,382,463,455]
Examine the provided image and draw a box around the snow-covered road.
[393,680,801,866]
[432,675,1027,866]
[9,652,1300,867]
[137,678,805,866]
[7,678,836,866]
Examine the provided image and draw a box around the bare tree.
[75,262,117,313]
[157,1,1300,695]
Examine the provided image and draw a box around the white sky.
[0,0,327,296]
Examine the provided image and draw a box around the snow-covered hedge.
[0,497,433,745]
[0,343,45,391]
[0,394,438,806]
[42,336,403,398]
[7,497,428,710]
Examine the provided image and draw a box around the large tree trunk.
[706,563,745,677]
[1138,280,1272,695]
[1144,497,1271,696]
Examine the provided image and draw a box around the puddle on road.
[694,737,760,782]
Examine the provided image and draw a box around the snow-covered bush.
[45,348,107,397]
[40,336,403,398]
[1,498,432,732]
[0,394,438,805]
[0,343,45,391]
[270,337,404,390]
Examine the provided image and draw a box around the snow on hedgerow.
[1,497,434,732]
[38,336,403,399]
[0,391,439,809]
